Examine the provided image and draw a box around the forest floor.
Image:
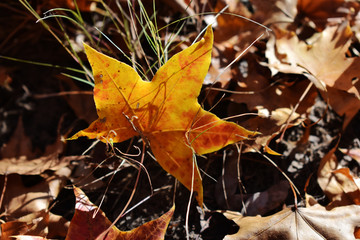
[1,0,360,239]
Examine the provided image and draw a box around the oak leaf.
[266,22,360,127]
[65,187,174,240]
[69,27,256,205]
[223,203,360,240]
[266,22,360,93]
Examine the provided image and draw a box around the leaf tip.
[203,25,214,45]
[265,145,282,155]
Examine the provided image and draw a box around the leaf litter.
[1,0,360,239]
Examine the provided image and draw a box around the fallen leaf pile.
[2,0,360,239]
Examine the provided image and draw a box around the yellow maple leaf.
[69,27,257,206]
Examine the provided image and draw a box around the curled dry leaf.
[65,187,174,240]
[339,147,360,162]
[1,210,49,240]
[0,169,71,218]
[0,209,68,240]
[68,27,257,206]
[317,144,360,208]
[223,203,360,240]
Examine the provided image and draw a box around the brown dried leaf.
[323,86,360,128]
[0,116,84,175]
[214,0,252,44]
[266,22,360,95]
[223,203,360,239]
[208,0,270,87]
[297,0,359,30]
[215,152,289,213]
[1,117,63,159]
[339,147,360,162]
[60,76,97,124]
[229,56,316,151]
[0,210,68,240]
[317,144,360,208]
[0,155,80,175]
[1,210,49,240]
[252,0,297,26]
[0,169,70,218]
[266,22,360,127]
